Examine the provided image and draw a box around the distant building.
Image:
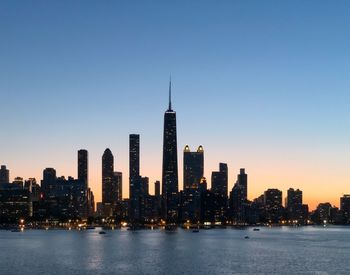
[87,188,95,217]
[183,145,204,190]
[180,145,204,223]
[154,181,161,219]
[155,181,160,197]
[0,183,30,223]
[312,203,334,224]
[230,169,248,223]
[96,202,104,217]
[211,163,228,222]
[180,189,201,223]
[200,190,216,224]
[41,168,57,197]
[211,163,228,197]
[113,172,123,203]
[286,188,304,224]
[78,149,94,216]
[162,80,179,223]
[340,195,350,224]
[264,189,283,224]
[35,175,88,220]
[129,134,141,222]
[102,148,114,217]
[13,177,24,188]
[0,165,10,184]
[78,149,88,187]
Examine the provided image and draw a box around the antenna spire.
[168,75,172,111]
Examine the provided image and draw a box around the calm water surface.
[1,226,350,274]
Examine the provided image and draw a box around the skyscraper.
[78,149,88,187]
[211,163,228,197]
[183,145,204,190]
[286,188,303,223]
[113,172,123,203]
[181,145,204,223]
[0,165,10,184]
[340,195,350,224]
[129,134,141,222]
[102,148,114,216]
[162,79,179,222]
[264,188,283,223]
[154,181,160,198]
[41,168,57,196]
[230,168,248,223]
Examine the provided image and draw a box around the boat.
[244,236,250,239]
[86,226,96,230]
[253,228,260,231]
[99,231,106,235]
[192,229,200,233]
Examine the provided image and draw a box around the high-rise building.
[35,175,88,219]
[78,149,88,187]
[210,163,228,222]
[264,189,283,223]
[0,165,10,184]
[77,149,91,216]
[41,168,57,197]
[180,146,205,223]
[162,79,179,223]
[102,148,114,216]
[87,188,95,216]
[183,145,204,190]
[211,163,228,197]
[340,195,350,224]
[13,177,24,188]
[141,177,149,196]
[230,169,248,223]
[154,180,161,218]
[129,134,141,222]
[113,172,123,203]
[286,188,303,223]
[155,181,160,197]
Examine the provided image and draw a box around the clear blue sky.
[1,0,350,208]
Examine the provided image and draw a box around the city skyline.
[0,83,348,211]
[1,1,350,210]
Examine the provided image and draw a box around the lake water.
[0,226,349,274]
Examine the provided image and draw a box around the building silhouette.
[230,168,248,223]
[41,168,57,197]
[264,189,283,224]
[0,165,10,184]
[211,163,228,197]
[129,134,141,222]
[102,148,115,217]
[183,145,204,190]
[181,145,205,223]
[211,163,228,222]
[340,195,350,224]
[77,149,94,216]
[286,188,303,223]
[154,180,161,219]
[162,79,179,223]
[113,172,123,203]
[78,149,88,187]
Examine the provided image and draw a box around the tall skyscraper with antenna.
[162,78,179,222]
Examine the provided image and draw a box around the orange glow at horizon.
[6,143,349,212]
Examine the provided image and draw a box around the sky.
[1,0,350,210]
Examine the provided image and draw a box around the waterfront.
[0,226,350,274]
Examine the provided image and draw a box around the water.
[1,226,350,274]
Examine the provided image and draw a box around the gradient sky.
[1,1,350,210]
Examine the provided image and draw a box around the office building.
[162,79,179,222]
